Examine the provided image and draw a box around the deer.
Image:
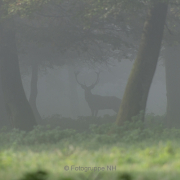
[75,71,121,116]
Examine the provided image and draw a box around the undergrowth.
[0,113,178,147]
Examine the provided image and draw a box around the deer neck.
[84,90,92,100]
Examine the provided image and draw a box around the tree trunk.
[165,46,180,128]
[0,18,37,131]
[0,73,8,127]
[29,62,42,124]
[116,1,168,125]
[68,65,80,118]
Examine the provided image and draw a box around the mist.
[0,1,180,179]
[21,59,166,118]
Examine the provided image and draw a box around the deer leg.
[95,110,98,117]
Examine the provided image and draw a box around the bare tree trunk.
[116,1,168,125]
[165,46,180,128]
[0,17,37,131]
[68,65,80,118]
[29,62,42,124]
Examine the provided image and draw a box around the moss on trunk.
[116,1,168,125]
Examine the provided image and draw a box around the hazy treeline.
[0,0,179,130]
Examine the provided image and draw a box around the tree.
[0,2,37,131]
[2,0,149,126]
[18,43,61,124]
[68,65,80,118]
[160,4,180,127]
[164,46,180,127]
[29,58,42,124]
[14,0,135,121]
[116,1,168,125]
[0,73,8,127]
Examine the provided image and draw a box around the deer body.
[85,91,121,116]
[75,72,121,116]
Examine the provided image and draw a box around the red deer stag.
[75,71,121,116]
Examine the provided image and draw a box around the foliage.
[1,0,50,18]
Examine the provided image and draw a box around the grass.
[0,114,180,180]
[1,141,180,180]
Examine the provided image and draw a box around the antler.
[89,71,101,89]
[75,71,101,90]
[74,71,85,87]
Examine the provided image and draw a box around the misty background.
[21,58,166,119]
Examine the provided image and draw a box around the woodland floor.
[0,114,179,180]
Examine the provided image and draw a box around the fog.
[22,59,166,119]
[2,2,180,179]
[0,0,175,130]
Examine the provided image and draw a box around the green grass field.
[1,115,180,180]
